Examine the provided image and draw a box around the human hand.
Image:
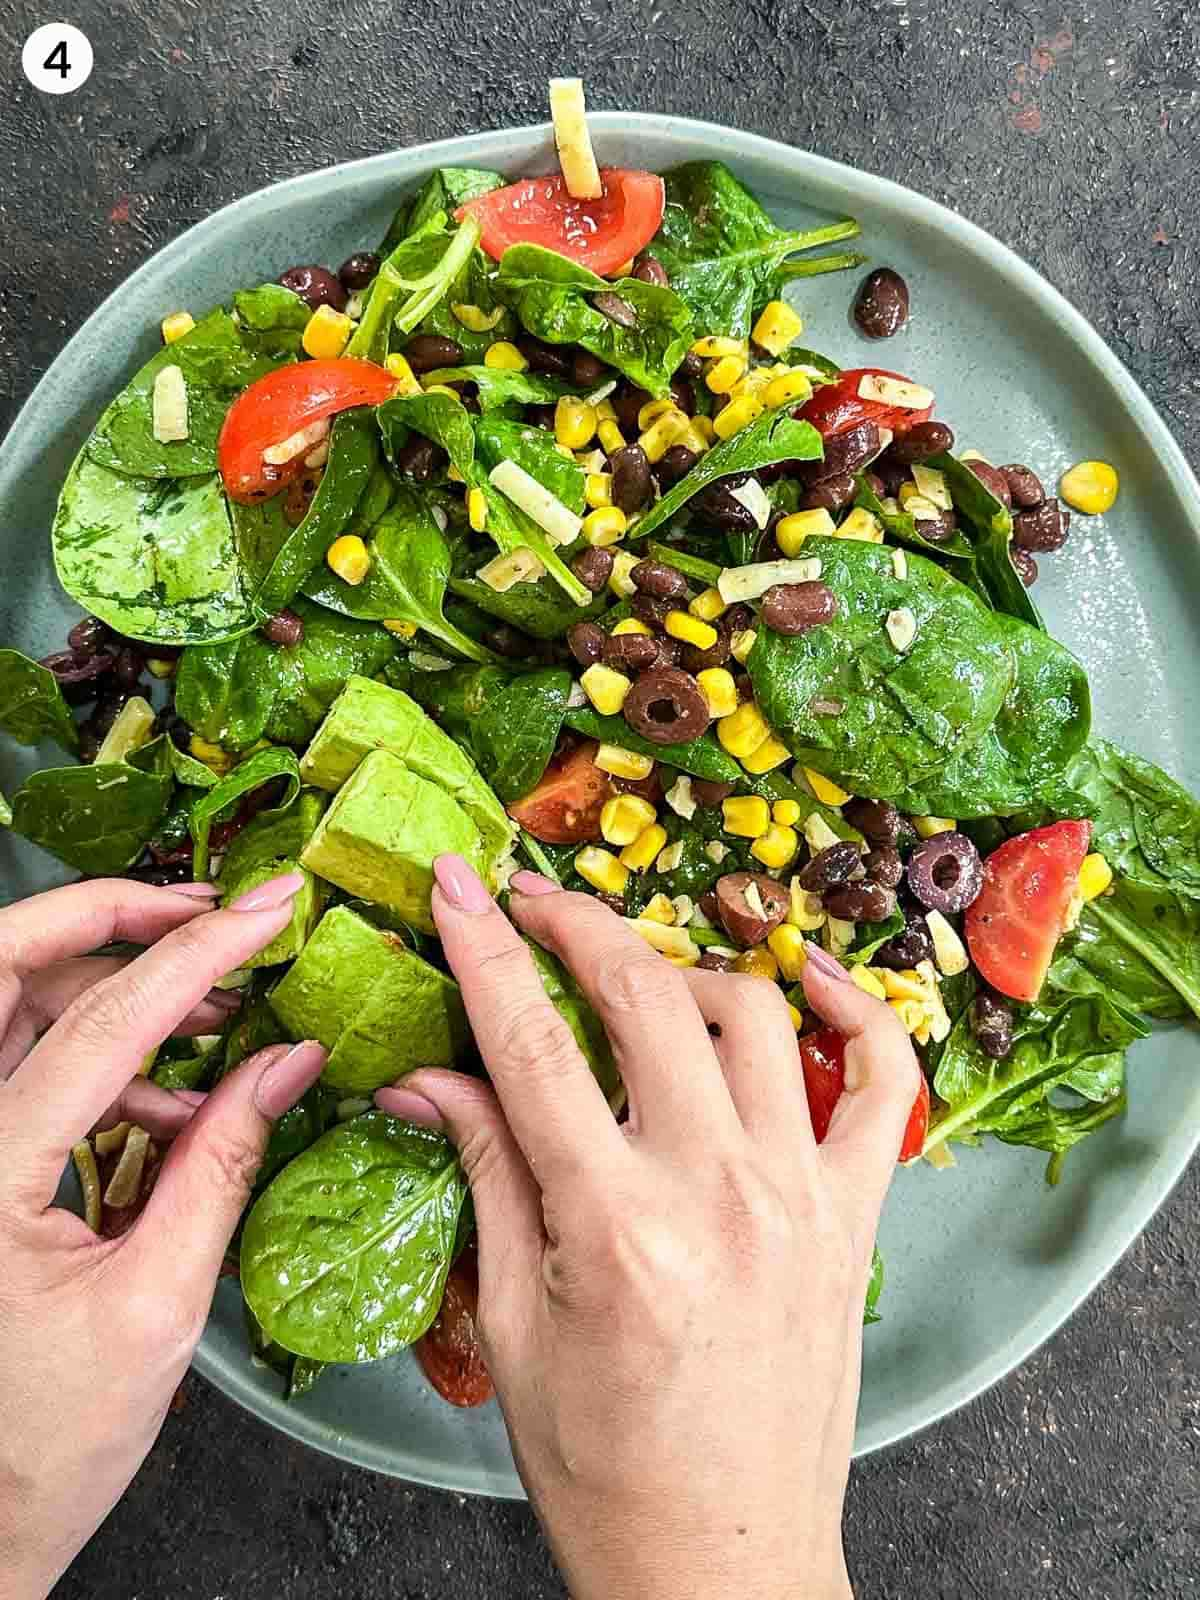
[0,875,327,1600]
[377,856,922,1600]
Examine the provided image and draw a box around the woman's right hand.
[378,856,922,1600]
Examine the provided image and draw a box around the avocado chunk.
[300,749,485,933]
[300,675,512,867]
[268,905,470,1092]
[218,790,327,967]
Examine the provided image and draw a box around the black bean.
[874,916,935,970]
[874,454,910,498]
[913,507,958,544]
[863,844,904,889]
[692,474,758,533]
[262,609,305,647]
[906,831,984,914]
[86,689,133,743]
[798,840,861,893]
[676,351,704,381]
[526,404,558,431]
[670,376,696,416]
[653,445,699,488]
[631,559,688,601]
[863,470,886,497]
[966,458,1013,508]
[843,798,901,848]
[633,254,670,286]
[279,264,346,312]
[650,635,683,671]
[393,436,441,482]
[68,616,109,657]
[567,622,606,668]
[622,667,711,745]
[691,779,736,809]
[1011,547,1039,586]
[761,581,839,636]
[572,350,608,387]
[715,872,791,946]
[613,384,651,435]
[517,337,572,377]
[338,252,380,291]
[630,593,674,630]
[972,992,1014,1059]
[1000,463,1045,508]
[681,624,733,674]
[801,474,857,514]
[610,444,652,513]
[593,291,638,328]
[485,624,535,659]
[604,633,660,672]
[824,882,897,923]
[889,421,955,465]
[403,334,465,373]
[807,423,883,485]
[698,950,734,972]
[571,547,614,593]
[853,267,910,339]
[1012,498,1069,552]
[39,648,112,686]
[594,892,627,916]
[114,646,145,688]
[125,861,193,887]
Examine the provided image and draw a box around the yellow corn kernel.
[742,736,791,775]
[612,617,653,637]
[598,418,626,454]
[730,627,758,663]
[594,398,617,421]
[581,506,628,547]
[787,881,827,930]
[897,481,921,509]
[706,354,747,395]
[1079,852,1114,900]
[594,743,655,780]
[850,966,888,1001]
[664,611,718,650]
[734,945,779,980]
[608,549,639,597]
[638,410,690,463]
[637,397,678,430]
[483,340,528,371]
[620,823,669,872]
[913,815,956,838]
[787,1003,805,1031]
[601,794,658,847]
[383,619,418,638]
[639,892,677,925]
[146,657,177,679]
[689,586,727,622]
[189,735,232,773]
[691,334,747,359]
[722,795,772,839]
[718,701,771,760]
[161,310,195,344]
[696,667,738,718]
[691,414,717,445]
[680,421,713,456]
[576,846,630,897]
[836,506,884,543]
[302,304,353,359]
[751,824,799,870]
[450,302,504,332]
[880,969,927,1003]
[1060,459,1119,515]
[751,299,805,356]
[767,923,809,982]
[773,799,802,827]
[776,508,836,556]
[585,472,613,509]
[802,767,852,807]
[890,997,927,1034]
[713,393,764,440]
[763,370,812,409]
[467,487,488,532]
[580,663,632,716]
[731,370,772,404]
[326,534,370,585]
[384,353,423,396]
[555,397,598,450]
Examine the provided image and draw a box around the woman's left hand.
[0,876,327,1599]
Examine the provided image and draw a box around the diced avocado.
[218,790,328,967]
[300,749,484,933]
[267,905,470,1092]
[299,676,513,869]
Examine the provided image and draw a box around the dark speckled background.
[2,0,1199,1594]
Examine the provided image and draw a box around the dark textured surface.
[2,0,1198,1594]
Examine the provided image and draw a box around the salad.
[2,78,1197,1411]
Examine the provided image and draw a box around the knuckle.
[489,1006,579,1083]
[58,970,145,1052]
[716,1160,796,1259]
[188,1126,264,1202]
[595,947,683,1018]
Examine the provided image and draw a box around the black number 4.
[43,38,71,79]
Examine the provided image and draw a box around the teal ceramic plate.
[2,117,1198,1497]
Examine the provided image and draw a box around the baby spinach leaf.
[383,166,504,251]
[748,538,1014,798]
[406,663,570,805]
[232,284,311,357]
[852,474,973,563]
[0,648,79,752]
[0,791,10,828]
[496,244,694,398]
[347,216,482,364]
[864,1246,884,1326]
[424,365,576,414]
[189,746,301,881]
[240,1110,468,1363]
[649,162,863,338]
[930,452,1042,630]
[447,573,606,641]
[10,760,172,874]
[564,707,748,786]
[843,908,906,968]
[644,542,723,588]
[473,416,586,512]
[1067,738,1200,891]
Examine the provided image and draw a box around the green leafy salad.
[3,80,1197,1407]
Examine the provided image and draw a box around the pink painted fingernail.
[230,871,305,913]
[255,1041,327,1119]
[170,882,222,899]
[510,870,559,897]
[433,853,492,914]
[805,942,851,981]
[172,1089,208,1107]
[375,1085,444,1129]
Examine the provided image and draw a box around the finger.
[92,1077,208,1142]
[125,1041,327,1299]
[509,874,737,1149]
[430,856,627,1190]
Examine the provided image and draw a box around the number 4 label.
[22,23,94,95]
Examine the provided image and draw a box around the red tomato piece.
[798,366,933,440]
[899,1074,931,1163]
[965,819,1092,1003]
[457,169,666,278]
[798,1026,929,1164]
[414,1252,494,1409]
[217,358,397,504]
[508,740,611,844]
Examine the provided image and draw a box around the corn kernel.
[189,735,231,773]
[718,702,770,760]
[767,923,809,981]
[680,421,713,455]
[161,311,195,344]
[913,815,956,838]
[576,846,630,897]
[735,945,779,980]
[836,507,884,543]
[689,586,727,622]
[764,371,812,409]
[730,627,758,663]
[751,824,799,870]
[383,619,418,638]
[484,340,528,371]
[555,397,598,450]
[850,966,888,1001]
[802,767,851,807]
[608,550,639,597]
[664,611,718,650]
[326,534,370,585]
[594,398,617,421]
[722,795,772,839]
[880,969,927,1003]
[383,352,423,396]
[620,823,669,872]
[585,472,613,509]
[580,506,628,548]
[637,397,677,430]
[691,335,747,359]
[713,393,764,440]
[580,663,632,716]
[628,919,700,964]
[776,508,836,556]
[1079,852,1113,900]
[787,881,826,930]
[696,667,738,718]
[302,304,353,359]
[601,794,658,847]
[146,657,177,679]
[594,743,655,780]
[787,1003,805,1031]
[611,617,652,638]
[890,997,928,1035]
[751,299,805,357]
[451,302,504,332]
[639,892,677,925]
[638,410,690,463]
[1060,460,1119,515]
[467,487,488,532]
[773,799,802,827]
[597,418,626,454]
[691,414,717,445]
[706,354,747,395]
[742,736,791,775]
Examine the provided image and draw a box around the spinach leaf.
[649,162,863,338]
[526,941,622,1108]
[424,365,576,414]
[0,648,79,752]
[232,284,311,357]
[1066,738,1200,891]
[383,166,505,250]
[347,216,482,364]
[628,412,823,543]
[564,707,750,786]
[240,1110,468,1363]
[496,244,694,397]
[447,572,606,641]
[644,542,723,588]
[189,746,301,881]
[152,1039,222,1092]
[863,1247,884,1326]
[852,474,974,563]
[843,908,906,968]
[0,791,10,828]
[10,760,172,874]
[405,663,570,805]
[473,417,586,512]
[748,538,1014,798]
[930,452,1042,629]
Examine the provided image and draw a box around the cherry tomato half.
[457,169,666,278]
[964,819,1092,1003]
[414,1251,495,1409]
[798,366,934,440]
[798,1026,930,1163]
[217,358,397,504]
[508,740,611,845]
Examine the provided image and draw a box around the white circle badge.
[22,22,94,95]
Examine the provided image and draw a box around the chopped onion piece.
[912,463,952,510]
[744,881,767,920]
[885,607,917,653]
[488,459,583,545]
[718,557,823,604]
[891,548,908,580]
[549,77,602,200]
[263,416,329,466]
[856,373,935,410]
[478,548,547,592]
[728,477,771,530]
[152,364,189,442]
[665,774,697,820]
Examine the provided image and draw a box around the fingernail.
[230,871,305,913]
[433,853,492,914]
[172,1089,208,1107]
[255,1041,327,1118]
[170,882,222,899]
[510,870,559,897]
[805,943,851,982]
[375,1085,444,1129]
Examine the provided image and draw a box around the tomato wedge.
[457,169,666,278]
[798,1027,930,1163]
[217,358,397,504]
[414,1252,494,1409]
[965,820,1092,1003]
[508,740,611,844]
[798,366,933,440]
